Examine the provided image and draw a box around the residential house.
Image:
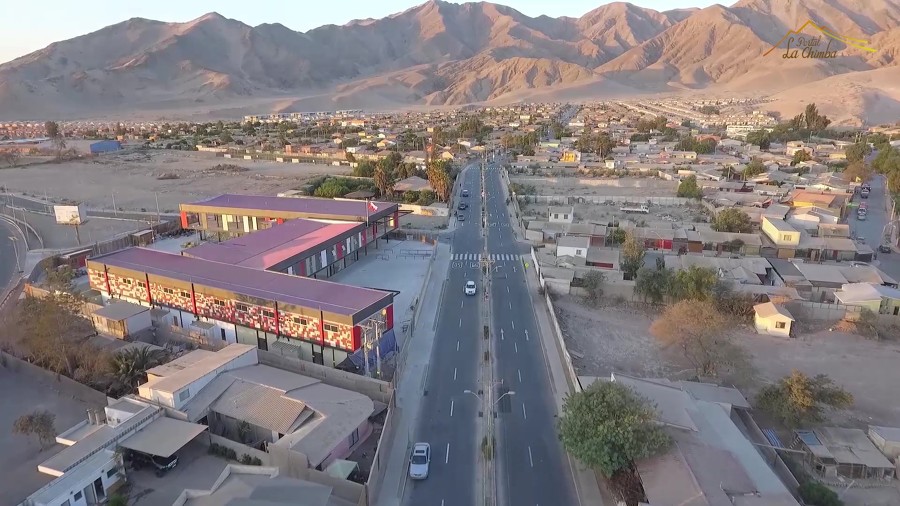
[868,426,900,462]
[593,375,799,506]
[585,248,619,270]
[548,206,575,224]
[753,302,795,337]
[789,190,849,220]
[556,236,590,259]
[792,427,894,480]
[761,217,800,258]
[564,223,607,246]
[392,176,433,196]
[833,283,900,315]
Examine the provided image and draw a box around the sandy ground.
[0,365,103,505]
[19,211,150,249]
[521,200,706,226]
[1,150,350,212]
[510,176,678,197]
[556,295,900,428]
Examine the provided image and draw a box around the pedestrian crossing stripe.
[450,253,519,261]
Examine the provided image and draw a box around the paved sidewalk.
[375,241,451,506]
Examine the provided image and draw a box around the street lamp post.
[8,236,22,273]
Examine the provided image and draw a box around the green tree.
[354,160,375,178]
[668,266,719,302]
[841,160,871,183]
[676,175,703,199]
[634,265,673,304]
[107,494,128,506]
[792,149,812,165]
[756,370,853,427]
[698,105,720,115]
[712,208,752,233]
[888,170,900,194]
[798,482,843,506]
[426,160,452,202]
[17,294,95,378]
[109,347,170,395]
[872,146,900,174]
[845,142,869,163]
[650,300,735,377]
[608,228,626,245]
[373,164,394,197]
[620,232,645,281]
[581,271,606,306]
[219,131,234,144]
[791,103,831,131]
[745,130,771,150]
[558,382,669,478]
[403,190,420,203]
[416,190,436,206]
[13,410,57,450]
[314,179,351,198]
[742,158,768,178]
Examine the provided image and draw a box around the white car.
[464,280,477,296]
[409,442,431,480]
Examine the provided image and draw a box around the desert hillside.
[0,0,898,120]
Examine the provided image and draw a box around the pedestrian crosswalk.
[451,253,520,262]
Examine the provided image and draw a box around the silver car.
[409,442,430,480]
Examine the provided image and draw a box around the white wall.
[557,245,587,259]
[39,454,120,506]
[754,315,791,337]
[125,310,152,335]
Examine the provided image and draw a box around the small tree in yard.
[634,266,672,304]
[620,232,645,281]
[676,175,702,199]
[581,271,606,306]
[756,370,853,427]
[650,300,736,377]
[711,208,752,233]
[799,482,843,506]
[13,410,57,450]
[558,381,669,478]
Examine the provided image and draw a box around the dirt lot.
[510,175,678,197]
[555,295,900,427]
[521,200,706,227]
[1,150,350,212]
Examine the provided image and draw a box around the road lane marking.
[514,342,518,354]
[518,369,522,383]
[501,328,504,340]
[522,402,527,420]
[461,300,464,308]
[509,301,512,309]
[454,368,457,381]
[446,443,450,464]
[459,318,462,327]
[511,320,515,330]
[457,340,460,351]
[450,399,455,417]
[507,286,510,293]
[528,446,534,467]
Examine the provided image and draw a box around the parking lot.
[124,440,228,506]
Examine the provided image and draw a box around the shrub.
[798,482,843,506]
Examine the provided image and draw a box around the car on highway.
[458,213,466,221]
[461,189,470,197]
[880,244,892,253]
[409,442,430,480]
[458,202,468,210]
[464,280,477,295]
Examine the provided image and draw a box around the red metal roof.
[184,219,362,270]
[88,247,392,317]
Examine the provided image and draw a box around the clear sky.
[0,0,719,64]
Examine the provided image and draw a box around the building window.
[74,492,83,501]
[575,249,582,256]
[775,321,786,329]
[178,389,190,402]
[213,299,225,307]
[221,328,227,341]
[162,287,175,295]
[553,214,559,219]
[137,281,146,288]
[107,468,118,478]
[180,290,190,298]
[782,234,791,241]
[122,278,132,285]
[235,303,250,313]
[324,323,339,333]
[262,309,275,318]
[293,317,308,326]
[349,427,360,446]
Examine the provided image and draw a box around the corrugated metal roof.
[89,247,393,317]
[212,381,309,434]
[184,194,396,221]
[185,219,361,269]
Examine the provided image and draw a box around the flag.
[368,201,378,213]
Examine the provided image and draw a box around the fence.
[24,283,103,315]
[258,350,393,405]
[522,195,693,206]
[365,391,399,506]
[205,433,272,465]
[0,350,108,406]
[786,300,863,322]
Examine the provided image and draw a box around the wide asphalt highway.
[484,164,579,506]
[405,164,483,506]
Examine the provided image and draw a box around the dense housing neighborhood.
[2,96,900,506]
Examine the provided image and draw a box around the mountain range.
[2,0,899,123]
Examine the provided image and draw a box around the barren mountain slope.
[1,0,899,119]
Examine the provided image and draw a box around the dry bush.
[650,299,740,378]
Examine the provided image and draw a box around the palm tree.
[109,347,169,396]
